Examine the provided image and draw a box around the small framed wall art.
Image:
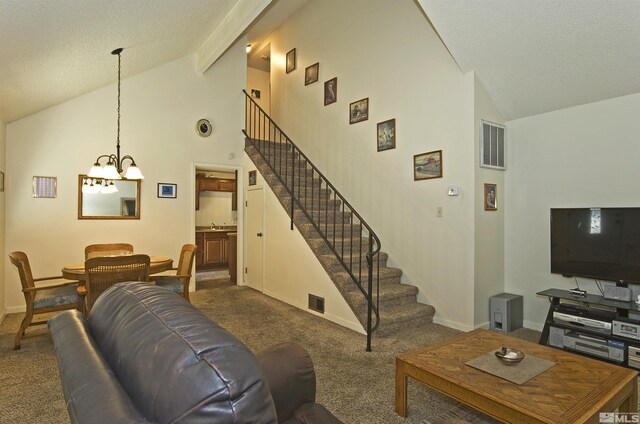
[377,119,396,152]
[413,150,442,181]
[248,170,257,186]
[349,98,369,124]
[157,183,177,198]
[484,183,497,211]
[33,176,57,198]
[286,48,296,73]
[324,77,337,106]
[305,62,319,85]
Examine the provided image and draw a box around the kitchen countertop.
[195,226,237,233]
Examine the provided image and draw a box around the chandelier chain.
[116,51,121,149]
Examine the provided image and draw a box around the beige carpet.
[1,280,541,423]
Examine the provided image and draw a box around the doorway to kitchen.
[194,166,239,285]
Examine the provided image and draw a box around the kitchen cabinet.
[195,175,237,211]
[196,230,232,269]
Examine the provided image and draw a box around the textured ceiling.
[0,0,238,123]
[5,0,640,123]
[418,0,640,120]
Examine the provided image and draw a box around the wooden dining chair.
[9,251,80,349]
[154,244,197,302]
[82,254,150,314]
[84,243,134,259]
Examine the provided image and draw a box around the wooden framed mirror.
[78,175,141,219]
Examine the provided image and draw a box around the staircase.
[243,91,435,349]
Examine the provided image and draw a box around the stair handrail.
[242,90,381,351]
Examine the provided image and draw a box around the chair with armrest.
[83,254,150,314]
[84,243,134,259]
[9,251,80,350]
[154,244,197,302]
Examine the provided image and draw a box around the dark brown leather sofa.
[48,282,342,424]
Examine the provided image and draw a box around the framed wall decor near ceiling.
[286,48,296,73]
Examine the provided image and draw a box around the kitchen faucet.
[211,222,217,229]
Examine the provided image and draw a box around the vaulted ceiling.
[2,0,640,124]
[418,0,640,120]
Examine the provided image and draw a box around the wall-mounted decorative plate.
[196,119,212,137]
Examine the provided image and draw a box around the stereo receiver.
[613,317,640,341]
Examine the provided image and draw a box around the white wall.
[242,153,363,333]
[4,40,247,312]
[0,119,5,322]
[473,75,506,326]
[196,191,235,227]
[265,0,478,329]
[247,67,270,114]
[505,92,640,329]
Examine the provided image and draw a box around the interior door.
[246,188,264,291]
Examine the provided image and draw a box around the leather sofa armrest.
[256,342,317,422]
[48,310,148,424]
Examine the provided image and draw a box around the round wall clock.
[196,119,212,137]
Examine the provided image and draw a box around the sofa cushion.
[88,282,278,424]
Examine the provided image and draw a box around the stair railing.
[243,90,381,351]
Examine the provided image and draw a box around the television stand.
[537,288,640,370]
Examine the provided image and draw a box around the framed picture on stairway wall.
[413,150,442,181]
[305,62,319,85]
[248,170,257,186]
[286,48,296,73]
[324,77,337,105]
[377,119,396,152]
[349,98,369,124]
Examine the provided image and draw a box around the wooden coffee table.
[396,329,637,423]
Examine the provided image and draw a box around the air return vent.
[308,294,325,314]
[480,120,506,170]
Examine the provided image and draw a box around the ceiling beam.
[196,0,273,74]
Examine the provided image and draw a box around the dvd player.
[562,331,624,363]
[552,304,615,334]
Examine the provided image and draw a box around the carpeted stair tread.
[317,252,389,275]
[377,303,436,335]
[347,283,418,309]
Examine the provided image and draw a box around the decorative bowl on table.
[495,347,525,365]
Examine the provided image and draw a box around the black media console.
[538,288,640,370]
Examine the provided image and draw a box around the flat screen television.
[550,207,640,284]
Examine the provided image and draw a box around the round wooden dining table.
[62,255,173,280]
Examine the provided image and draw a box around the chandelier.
[87,48,144,181]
